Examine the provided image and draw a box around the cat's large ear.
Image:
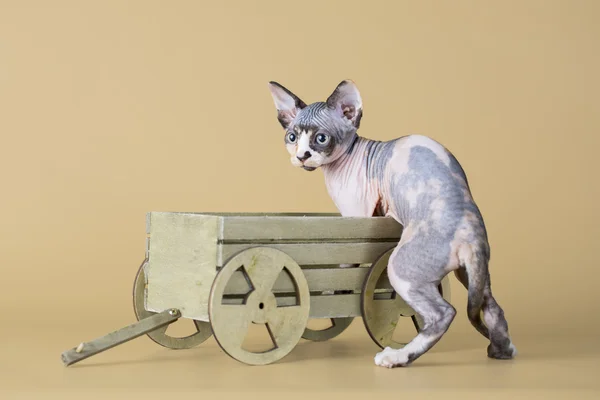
[268,81,307,129]
[326,80,363,128]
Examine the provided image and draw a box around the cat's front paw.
[374,347,409,368]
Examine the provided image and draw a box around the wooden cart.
[61,212,451,366]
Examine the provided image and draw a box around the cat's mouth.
[302,166,317,171]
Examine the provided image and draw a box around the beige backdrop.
[1,0,599,398]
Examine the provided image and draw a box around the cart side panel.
[220,215,402,241]
[145,212,220,321]
[217,215,401,265]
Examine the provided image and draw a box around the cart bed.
[144,212,403,321]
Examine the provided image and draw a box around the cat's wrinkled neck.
[321,135,381,217]
[321,135,371,189]
[324,135,371,173]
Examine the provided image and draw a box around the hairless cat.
[268,80,516,367]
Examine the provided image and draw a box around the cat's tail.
[462,243,490,340]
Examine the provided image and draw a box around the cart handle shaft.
[61,309,180,367]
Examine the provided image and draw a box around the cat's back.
[383,134,474,223]
[388,134,466,180]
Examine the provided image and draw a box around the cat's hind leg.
[460,244,516,359]
[374,243,456,368]
[482,283,517,359]
[454,266,490,340]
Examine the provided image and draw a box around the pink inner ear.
[342,104,355,119]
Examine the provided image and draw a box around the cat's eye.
[316,134,330,145]
[287,132,297,143]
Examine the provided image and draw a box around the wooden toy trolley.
[61,212,451,366]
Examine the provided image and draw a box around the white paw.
[374,347,408,368]
[509,341,518,357]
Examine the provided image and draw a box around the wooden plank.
[220,215,402,241]
[61,309,180,367]
[154,212,340,217]
[145,212,219,321]
[218,242,397,266]
[223,267,395,294]
[309,294,362,318]
[277,294,365,318]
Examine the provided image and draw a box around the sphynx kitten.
[267,80,517,368]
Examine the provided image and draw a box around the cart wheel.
[209,247,310,365]
[133,259,213,349]
[301,318,353,341]
[360,249,452,349]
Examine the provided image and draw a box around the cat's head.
[267,80,363,171]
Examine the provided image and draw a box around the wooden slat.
[223,267,394,294]
[220,215,402,241]
[309,294,362,318]
[275,294,365,318]
[218,242,397,266]
[153,211,340,217]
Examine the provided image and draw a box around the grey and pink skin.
[268,80,516,367]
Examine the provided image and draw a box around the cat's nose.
[297,151,311,162]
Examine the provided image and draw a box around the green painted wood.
[218,242,397,266]
[308,293,361,318]
[209,247,310,365]
[221,293,377,319]
[145,211,403,321]
[133,260,212,349]
[219,215,402,241]
[145,212,220,321]
[224,266,391,294]
[61,309,180,367]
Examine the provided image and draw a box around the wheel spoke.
[267,306,304,347]
[193,320,209,333]
[365,298,404,344]
[247,259,284,300]
[213,305,253,349]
